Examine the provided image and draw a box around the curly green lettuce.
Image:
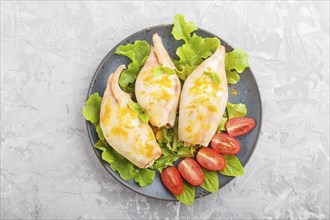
[95,140,138,180]
[225,49,249,84]
[82,93,105,140]
[217,102,247,131]
[172,14,221,80]
[115,40,151,93]
[133,168,156,187]
[172,14,249,83]
[226,102,247,119]
[217,116,228,132]
[152,124,199,172]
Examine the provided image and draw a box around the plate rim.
[85,24,263,201]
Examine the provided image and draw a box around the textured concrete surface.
[1,1,329,219]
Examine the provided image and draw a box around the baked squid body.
[135,54,180,128]
[135,33,181,128]
[100,65,162,168]
[179,46,228,147]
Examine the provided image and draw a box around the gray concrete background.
[1,1,329,219]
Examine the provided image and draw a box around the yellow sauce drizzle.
[184,125,193,133]
[117,106,137,118]
[231,89,238,96]
[133,141,155,158]
[101,102,111,125]
[144,143,155,158]
[143,70,172,88]
[111,127,128,138]
[206,104,217,112]
[150,90,172,101]
[156,75,172,88]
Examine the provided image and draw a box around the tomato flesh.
[211,133,240,155]
[161,166,184,195]
[196,147,226,171]
[178,158,204,186]
[226,117,256,137]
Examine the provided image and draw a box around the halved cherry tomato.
[161,166,184,195]
[211,133,240,155]
[178,158,204,186]
[226,117,256,137]
[196,147,226,171]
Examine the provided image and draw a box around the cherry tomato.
[196,147,226,171]
[161,166,184,196]
[178,158,204,186]
[226,117,256,137]
[211,133,240,155]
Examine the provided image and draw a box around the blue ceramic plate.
[86,24,262,201]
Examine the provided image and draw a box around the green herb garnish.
[128,101,150,123]
[204,71,221,84]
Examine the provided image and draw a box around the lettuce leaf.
[204,71,221,84]
[172,15,249,84]
[226,102,247,119]
[217,117,228,132]
[220,155,244,177]
[156,127,175,151]
[115,40,151,92]
[226,70,241,84]
[152,124,198,171]
[82,93,105,140]
[151,150,180,172]
[95,140,138,181]
[151,144,197,172]
[172,14,197,43]
[134,169,156,187]
[128,101,150,123]
[152,66,176,77]
[172,14,220,80]
[82,93,102,125]
[200,168,219,193]
[225,49,249,74]
[176,145,198,157]
[175,181,195,205]
[225,49,249,84]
